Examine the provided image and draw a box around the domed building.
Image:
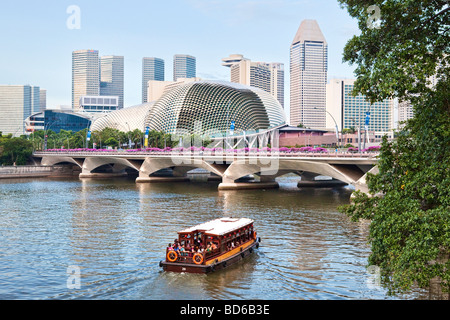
[90,80,286,137]
[90,102,152,132]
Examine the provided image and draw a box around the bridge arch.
[138,157,226,181]
[223,159,365,185]
[82,157,141,175]
[40,156,83,169]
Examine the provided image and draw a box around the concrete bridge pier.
[79,164,129,179]
[218,163,280,190]
[297,172,348,188]
[79,171,128,179]
[218,179,279,190]
[135,169,190,183]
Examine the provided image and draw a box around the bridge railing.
[33,149,380,159]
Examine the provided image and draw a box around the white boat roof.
[178,217,254,236]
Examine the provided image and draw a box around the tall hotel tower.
[142,57,165,103]
[100,55,124,109]
[173,54,196,81]
[290,20,328,128]
[72,50,100,110]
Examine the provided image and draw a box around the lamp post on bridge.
[315,107,341,148]
[350,117,362,152]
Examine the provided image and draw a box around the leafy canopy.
[338,0,450,295]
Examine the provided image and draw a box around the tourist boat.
[160,217,261,273]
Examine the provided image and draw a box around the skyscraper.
[30,86,40,113]
[72,50,100,110]
[173,54,196,81]
[39,89,47,112]
[222,54,285,108]
[100,55,124,109]
[0,85,37,136]
[142,57,165,103]
[290,19,328,128]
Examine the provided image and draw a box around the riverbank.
[0,165,79,179]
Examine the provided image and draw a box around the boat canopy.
[178,218,254,236]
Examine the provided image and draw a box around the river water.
[0,175,428,300]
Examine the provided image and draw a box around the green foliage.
[341,85,450,294]
[338,0,449,103]
[0,136,33,165]
[104,137,119,148]
[338,0,450,295]
[342,127,356,134]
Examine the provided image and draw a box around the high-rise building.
[39,89,47,112]
[269,63,284,108]
[398,100,414,126]
[30,86,40,113]
[290,19,328,129]
[100,56,124,109]
[222,54,285,108]
[142,57,165,103]
[0,85,38,136]
[72,50,100,110]
[173,54,196,81]
[326,79,395,138]
[397,72,440,127]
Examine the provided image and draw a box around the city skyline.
[0,0,359,118]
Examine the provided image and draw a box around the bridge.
[32,150,379,192]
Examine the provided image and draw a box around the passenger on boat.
[168,243,173,251]
[179,245,187,260]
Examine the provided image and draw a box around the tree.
[104,137,119,148]
[0,137,34,165]
[337,0,450,296]
[342,127,356,134]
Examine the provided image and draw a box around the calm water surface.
[0,175,425,300]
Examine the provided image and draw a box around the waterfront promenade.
[0,165,77,179]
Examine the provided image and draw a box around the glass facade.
[142,57,165,103]
[342,84,392,133]
[173,55,196,81]
[0,85,37,136]
[100,56,124,109]
[72,50,100,110]
[43,110,91,133]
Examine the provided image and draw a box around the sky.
[0,0,360,114]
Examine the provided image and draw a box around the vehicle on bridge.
[160,217,260,273]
